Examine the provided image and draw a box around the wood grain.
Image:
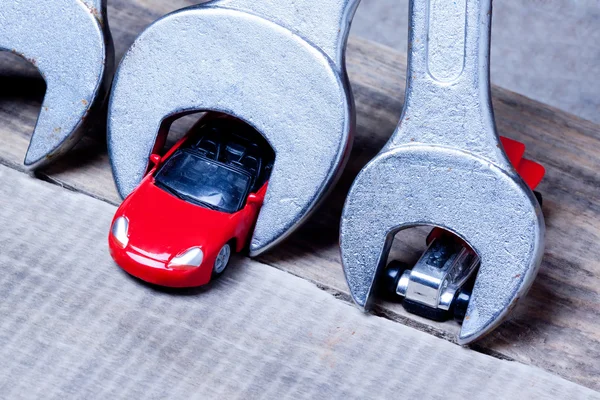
[2,164,598,399]
[0,0,598,390]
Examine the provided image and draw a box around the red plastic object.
[499,136,545,190]
[109,178,266,288]
[109,120,270,288]
[499,136,525,168]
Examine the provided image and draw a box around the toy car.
[380,136,546,322]
[109,116,275,287]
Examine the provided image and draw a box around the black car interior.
[187,118,275,192]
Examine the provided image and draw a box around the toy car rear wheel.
[213,243,232,277]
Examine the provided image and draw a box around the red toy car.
[109,116,274,287]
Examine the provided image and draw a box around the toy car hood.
[118,178,234,260]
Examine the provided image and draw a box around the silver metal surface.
[0,0,114,168]
[111,215,129,247]
[397,236,479,311]
[340,0,545,344]
[108,0,360,256]
[169,247,204,269]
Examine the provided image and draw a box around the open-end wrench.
[108,0,360,256]
[0,0,114,167]
[340,0,545,344]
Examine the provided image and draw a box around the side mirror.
[149,153,161,166]
[247,192,264,205]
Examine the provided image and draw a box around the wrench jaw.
[340,224,392,311]
[341,0,544,344]
[108,6,355,256]
[341,146,545,344]
[211,0,361,67]
[0,0,114,169]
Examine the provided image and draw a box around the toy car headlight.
[111,216,129,247]
[169,247,204,269]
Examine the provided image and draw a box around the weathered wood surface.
[0,0,598,391]
[1,164,598,399]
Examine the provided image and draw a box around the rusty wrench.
[340,0,545,344]
[108,0,360,255]
[0,0,114,167]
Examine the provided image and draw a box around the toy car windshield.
[155,149,252,213]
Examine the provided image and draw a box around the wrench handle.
[407,0,492,95]
[390,0,506,166]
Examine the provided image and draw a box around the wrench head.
[340,145,545,344]
[108,6,354,255]
[0,0,113,168]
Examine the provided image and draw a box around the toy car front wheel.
[213,243,232,277]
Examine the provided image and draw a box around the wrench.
[0,0,114,167]
[340,0,545,344]
[108,0,360,256]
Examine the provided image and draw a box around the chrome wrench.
[108,0,360,255]
[340,0,545,344]
[0,0,114,167]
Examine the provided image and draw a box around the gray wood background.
[352,0,600,124]
[1,164,597,399]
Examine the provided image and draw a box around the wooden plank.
[0,164,598,399]
[0,0,598,390]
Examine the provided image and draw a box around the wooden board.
[0,0,598,391]
[1,163,598,399]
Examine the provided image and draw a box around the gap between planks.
[0,163,598,399]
